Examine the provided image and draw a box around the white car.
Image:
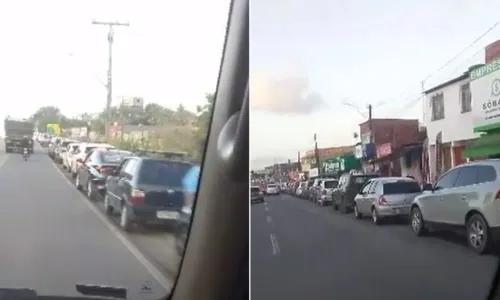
[63,142,81,170]
[70,143,115,177]
[266,184,280,195]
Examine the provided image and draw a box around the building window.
[460,83,472,113]
[431,93,445,121]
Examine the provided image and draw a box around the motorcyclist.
[182,140,204,207]
[21,136,31,154]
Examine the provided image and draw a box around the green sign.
[471,58,500,80]
[322,154,360,173]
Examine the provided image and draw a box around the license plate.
[157,211,179,220]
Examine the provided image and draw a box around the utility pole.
[368,104,373,143]
[314,133,321,176]
[92,20,130,139]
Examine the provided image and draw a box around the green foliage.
[31,93,215,158]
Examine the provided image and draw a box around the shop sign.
[354,144,363,159]
[323,159,345,173]
[471,58,500,131]
[376,143,392,158]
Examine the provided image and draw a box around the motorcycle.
[22,148,29,161]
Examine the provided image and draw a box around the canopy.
[462,132,500,158]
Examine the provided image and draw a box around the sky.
[0,0,230,133]
[250,0,500,169]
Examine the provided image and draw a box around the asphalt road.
[0,144,178,299]
[251,193,499,300]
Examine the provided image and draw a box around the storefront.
[463,59,500,159]
[322,154,361,177]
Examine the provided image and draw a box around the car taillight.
[130,189,145,204]
[378,195,388,205]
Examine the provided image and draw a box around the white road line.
[0,155,9,169]
[50,160,173,291]
[266,215,272,224]
[264,202,268,211]
[270,233,280,255]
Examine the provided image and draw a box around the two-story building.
[423,66,481,180]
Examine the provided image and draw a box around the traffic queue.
[258,165,500,256]
[43,136,197,255]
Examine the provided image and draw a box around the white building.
[120,96,144,108]
[423,67,480,179]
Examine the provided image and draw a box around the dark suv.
[332,173,379,213]
[104,156,193,231]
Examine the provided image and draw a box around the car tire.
[410,206,427,236]
[104,194,113,215]
[333,201,339,210]
[75,173,82,190]
[371,207,381,225]
[120,204,133,232]
[354,204,362,219]
[339,197,349,214]
[87,180,95,201]
[466,213,492,255]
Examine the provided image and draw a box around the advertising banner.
[470,59,500,132]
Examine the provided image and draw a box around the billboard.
[46,123,61,136]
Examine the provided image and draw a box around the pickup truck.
[4,118,34,153]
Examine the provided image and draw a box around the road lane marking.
[0,155,9,169]
[270,233,280,255]
[50,160,173,291]
[266,215,272,224]
[264,202,268,211]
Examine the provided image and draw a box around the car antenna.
[76,283,127,299]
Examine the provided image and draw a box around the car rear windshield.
[267,184,277,188]
[251,187,260,192]
[383,181,421,194]
[324,180,338,188]
[71,145,79,151]
[85,147,97,154]
[138,159,193,188]
[100,151,133,164]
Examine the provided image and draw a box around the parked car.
[301,180,315,200]
[353,177,422,224]
[104,156,193,231]
[295,181,307,197]
[332,173,380,213]
[251,186,265,203]
[316,178,339,206]
[410,160,500,254]
[266,183,280,195]
[75,148,134,200]
[70,143,115,178]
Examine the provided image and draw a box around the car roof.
[371,177,418,183]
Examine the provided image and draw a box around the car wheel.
[75,174,82,190]
[411,207,427,236]
[466,213,491,255]
[104,194,113,215]
[371,207,381,225]
[354,204,362,219]
[120,205,132,232]
[339,197,349,214]
[87,180,95,200]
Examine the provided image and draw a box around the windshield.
[251,187,261,193]
[99,151,132,164]
[267,184,277,188]
[383,181,422,194]
[5,1,227,298]
[138,160,193,188]
[324,180,338,189]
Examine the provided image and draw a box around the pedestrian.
[181,140,204,207]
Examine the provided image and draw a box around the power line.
[422,18,500,83]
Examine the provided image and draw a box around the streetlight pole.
[92,20,130,139]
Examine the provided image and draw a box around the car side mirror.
[422,184,433,191]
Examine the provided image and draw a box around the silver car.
[410,160,500,254]
[354,177,422,225]
[266,184,280,195]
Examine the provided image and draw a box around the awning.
[462,133,500,158]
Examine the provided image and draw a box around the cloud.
[250,66,325,114]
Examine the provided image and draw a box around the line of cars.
[283,161,500,255]
[45,137,196,255]
[250,182,281,204]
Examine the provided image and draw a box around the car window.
[251,187,260,193]
[267,184,277,188]
[360,181,372,194]
[100,151,133,164]
[434,169,460,190]
[138,159,193,188]
[84,146,97,154]
[477,165,497,183]
[123,159,137,175]
[368,181,379,194]
[383,181,421,194]
[453,167,478,188]
[117,159,130,177]
[324,180,338,189]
